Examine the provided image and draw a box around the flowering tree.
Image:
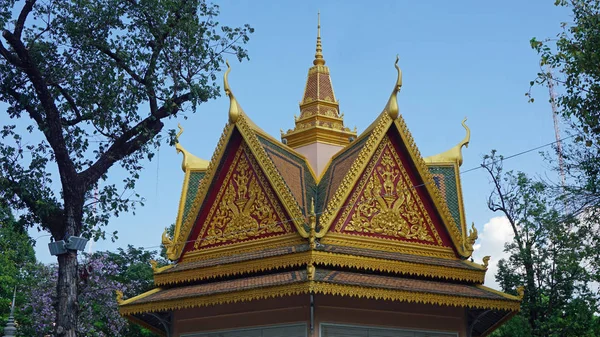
[20,248,160,337]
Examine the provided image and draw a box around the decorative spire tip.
[313,12,325,66]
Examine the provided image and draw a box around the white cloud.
[471,216,514,290]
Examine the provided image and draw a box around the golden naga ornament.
[341,138,437,243]
[195,144,289,248]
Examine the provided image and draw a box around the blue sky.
[10,1,570,266]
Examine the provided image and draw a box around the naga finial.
[482,256,490,269]
[516,286,525,299]
[224,60,241,123]
[115,290,124,304]
[176,123,184,142]
[385,55,403,120]
[424,118,470,166]
[465,222,478,252]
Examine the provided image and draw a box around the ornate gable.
[330,134,449,247]
[178,129,303,261]
[193,140,294,249]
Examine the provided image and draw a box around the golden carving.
[516,286,525,299]
[385,55,403,120]
[115,290,124,304]
[345,147,434,242]
[482,256,490,269]
[307,263,316,281]
[120,281,520,316]
[175,124,210,172]
[465,222,478,251]
[155,249,485,286]
[311,282,521,312]
[224,60,242,123]
[170,123,234,261]
[424,118,471,166]
[309,198,317,249]
[318,112,392,235]
[161,228,176,260]
[149,260,158,271]
[195,144,287,248]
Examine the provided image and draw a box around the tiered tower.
[281,13,356,175]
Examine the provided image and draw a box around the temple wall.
[294,142,343,176]
[171,295,467,337]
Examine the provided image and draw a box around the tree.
[21,247,163,337]
[0,1,252,336]
[0,206,36,333]
[529,0,600,215]
[482,151,600,337]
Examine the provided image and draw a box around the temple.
[119,16,521,337]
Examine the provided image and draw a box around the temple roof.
[122,20,521,337]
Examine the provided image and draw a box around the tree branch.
[80,92,192,185]
[2,29,78,180]
[14,0,36,40]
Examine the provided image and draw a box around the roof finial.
[385,55,403,119]
[313,11,325,66]
[224,60,241,123]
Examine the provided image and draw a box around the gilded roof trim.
[320,233,457,259]
[120,281,519,316]
[392,116,470,257]
[235,115,309,237]
[154,249,485,286]
[167,123,235,261]
[311,282,520,311]
[317,112,393,236]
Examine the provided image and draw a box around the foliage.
[529,0,600,216]
[19,247,161,337]
[0,206,36,332]
[483,151,600,337]
[0,1,252,335]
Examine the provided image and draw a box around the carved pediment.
[331,135,447,247]
[191,142,294,250]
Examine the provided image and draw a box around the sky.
[4,1,572,289]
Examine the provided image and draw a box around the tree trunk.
[55,250,79,337]
[54,200,83,337]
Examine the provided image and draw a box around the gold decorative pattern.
[120,281,520,316]
[311,282,521,312]
[424,118,471,166]
[482,256,490,269]
[336,137,443,245]
[156,249,484,286]
[318,112,393,236]
[311,251,485,283]
[120,283,309,315]
[193,143,291,249]
[465,222,478,253]
[116,290,124,304]
[156,250,311,286]
[392,116,470,257]
[169,123,234,260]
[175,124,210,172]
[321,234,456,259]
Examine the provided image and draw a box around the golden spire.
[313,12,325,66]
